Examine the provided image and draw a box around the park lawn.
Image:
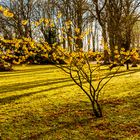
[0,64,140,140]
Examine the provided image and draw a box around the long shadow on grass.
[0,77,72,94]
[0,81,76,105]
[91,68,140,83]
[0,70,53,78]
[111,68,140,75]
[99,68,140,79]
[1,68,139,94]
[1,68,139,96]
[0,66,58,77]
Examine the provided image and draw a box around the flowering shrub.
[0,38,66,65]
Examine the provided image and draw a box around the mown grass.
[0,64,140,140]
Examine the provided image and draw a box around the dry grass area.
[0,64,140,139]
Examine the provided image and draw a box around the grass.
[0,64,140,140]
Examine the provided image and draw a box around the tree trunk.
[126,62,129,70]
[91,100,102,118]
[67,26,73,52]
[102,29,110,64]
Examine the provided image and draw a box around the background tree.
[32,0,58,43]
[0,0,35,39]
[56,0,91,51]
[89,0,140,66]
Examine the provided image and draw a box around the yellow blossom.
[3,9,14,18]
[0,6,4,11]
[57,12,62,18]
[75,28,80,34]
[22,20,28,26]
[39,18,44,24]
[45,19,49,25]
[35,21,40,27]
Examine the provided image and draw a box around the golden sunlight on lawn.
[0,65,140,139]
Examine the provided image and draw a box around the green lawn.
[0,64,140,139]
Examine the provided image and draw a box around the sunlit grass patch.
[0,64,140,139]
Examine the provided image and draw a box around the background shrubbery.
[0,38,66,65]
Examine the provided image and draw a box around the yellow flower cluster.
[0,37,52,64]
[0,6,14,18]
[22,20,28,26]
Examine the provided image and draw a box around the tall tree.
[56,0,90,51]
[89,0,140,66]
[0,0,35,39]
